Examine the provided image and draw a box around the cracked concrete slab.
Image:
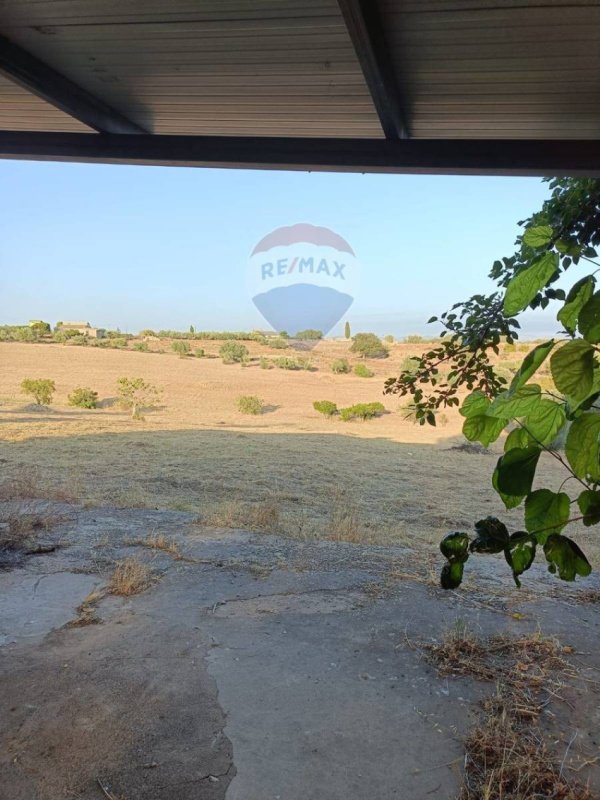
[0,503,599,799]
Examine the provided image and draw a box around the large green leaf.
[524,489,570,541]
[440,531,470,563]
[544,535,592,581]
[440,561,465,590]
[565,412,600,481]
[492,465,525,509]
[462,414,506,447]
[578,291,600,344]
[504,427,534,452]
[469,517,509,554]
[523,225,553,248]
[509,339,555,392]
[494,446,541,497]
[460,390,490,418]
[550,340,595,403]
[488,384,541,419]
[577,490,600,527]
[504,252,558,316]
[504,532,537,587]
[557,275,595,335]
[524,399,566,446]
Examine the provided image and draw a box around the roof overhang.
[0,1,598,176]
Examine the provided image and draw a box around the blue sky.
[0,160,556,337]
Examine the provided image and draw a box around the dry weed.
[108,558,153,596]
[0,466,79,503]
[203,499,280,533]
[0,503,64,554]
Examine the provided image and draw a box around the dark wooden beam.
[337,0,408,139]
[0,34,145,134]
[0,132,598,177]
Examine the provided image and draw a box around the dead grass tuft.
[0,466,79,503]
[203,499,280,533]
[0,503,64,555]
[423,624,596,800]
[108,558,153,596]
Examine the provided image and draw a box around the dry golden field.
[0,339,595,565]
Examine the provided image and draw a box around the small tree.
[295,329,323,340]
[350,333,389,359]
[172,340,191,357]
[331,358,351,374]
[189,324,195,335]
[344,321,351,339]
[21,378,55,406]
[117,377,161,419]
[30,320,51,336]
[68,387,98,409]
[220,341,249,364]
[383,334,394,343]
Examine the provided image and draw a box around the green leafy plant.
[295,329,323,340]
[259,356,273,369]
[21,378,55,406]
[350,332,389,359]
[353,363,374,378]
[272,356,313,371]
[68,387,98,409]
[172,340,191,357]
[237,395,264,415]
[313,400,338,416]
[384,177,600,588]
[339,402,385,421]
[134,341,149,352]
[116,377,162,419]
[268,337,289,349]
[331,358,351,374]
[219,341,249,364]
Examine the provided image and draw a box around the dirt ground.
[0,340,596,563]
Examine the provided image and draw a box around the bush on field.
[272,356,313,371]
[249,331,267,344]
[339,402,385,421]
[383,334,394,343]
[353,363,374,378]
[295,329,322,340]
[331,358,351,374]
[313,400,338,416]
[350,332,389,359]
[21,378,55,406]
[220,341,249,364]
[172,340,191,357]
[268,337,289,349]
[68,387,98,409]
[117,377,162,419]
[139,329,156,337]
[134,341,149,352]
[400,356,421,374]
[404,334,425,343]
[259,357,273,369]
[194,348,205,358]
[68,334,89,346]
[237,395,264,415]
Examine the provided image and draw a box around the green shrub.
[21,378,55,406]
[353,363,374,378]
[279,330,289,339]
[331,358,351,374]
[313,400,338,416]
[383,334,394,343]
[139,329,156,337]
[339,402,385,421]
[237,395,264,415]
[134,342,149,352]
[109,337,128,349]
[272,356,313,371]
[295,329,322,340]
[249,331,267,344]
[172,340,191,357]
[194,348,205,358]
[350,333,389,359]
[68,334,88,346]
[220,341,249,364]
[404,334,425,343]
[400,356,421,374]
[269,337,289,350]
[259,357,273,369]
[68,387,98,409]
[117,377,162,419]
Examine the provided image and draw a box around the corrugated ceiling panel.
[0,0,383,137]
[380,0,600,138]
[0,73,91,130]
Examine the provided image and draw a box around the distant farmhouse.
[57,321,106,339]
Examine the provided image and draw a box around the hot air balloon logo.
[247,223,358,337]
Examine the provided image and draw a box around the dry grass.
[66,588,105,627]
[0,465,79,504]
[423,624,597,800]
[108,558,153,597]
[202,499,280,533]
[0,502,64,555]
